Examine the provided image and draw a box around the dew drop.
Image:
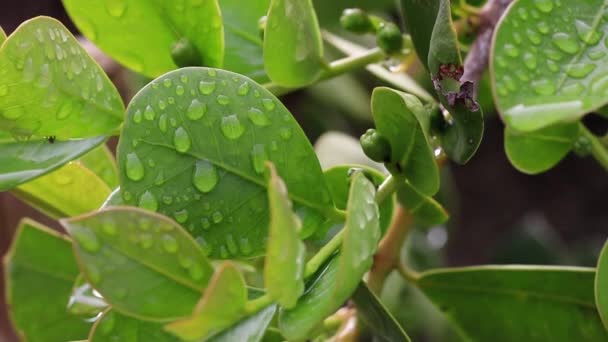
[158,114,168,132]
[251,144,267,174]
[105,0,127,18]
[154,171,165,185]
[162,195,173,205]
[561,83,585,96]
[198,80,216,95]
[279,127,293,140]
[239,238,253,255]
[125,153,145,181]
[537,21,550,34]
[174,209,189,224]
[162,234,179,253]
[176,85,185,96]
[523,53,537,69]
[144,105,156,121]
[262,98,276,111]
[201,218,211,230]
[534,0,553,13]
[22,57,35,82]
[56,101,73,120]
[566,63,596,78]
[221,114,245,139]
[589,50,606,60]
[163,79,173,88]
[545,49,563,61]
[73,228,101,253]
[237,82,250,95]
[531,79,556,95]
[552,32,579,54]
[575,20,601,45]
[193,160,218,193]
[225,235,238,255]
[158,100,167,110]
[180,74,189,83]
[526,28,542,45]
[173,127,192,153]
[503,44,519,57]
[186,99,206,120]
[138,191,158,212]
[216,95,230,105]
[132,109,142,123]
[212,211,223,224]
[590,74,608,94]
[247,107,271,126]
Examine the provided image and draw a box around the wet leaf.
[505,123,578,174]
[396,180,448,226]
[264,0,325,87]
[264,163,305,308]
[165,262,247,340]
[352,282,411,342]
[209,305,277,342]
[116,67,335,259]
[0,136,105,191]
[60,207,214,321]
[12,162,111,219]
[63,0,223,77]
[417,266,608,341]
[596,239,608,330]
[79,144,119,188]
[492,0,608,132]
[0,17,123,139]
[4,219,91,341]
[371,87,439,196]
[90,310,180,342]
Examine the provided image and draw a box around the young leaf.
[505,123,578,174]
[396,180,448,226]
[0,17,123,139]
[219,0,270,83]
[596,239,608,330]
[0,136,105,191]
[165,262,248,340]
[264,0,325,87]
[264,163,305,308]
[12,162,111,219]
[116,67,335,258]
[492,0,608,132]
[79,144,119,188]
[90,310,181,342]
[351,282,411,342]
[417,266,608,341]
[280,172,380,340]
[371,87,439,196]
[209,305,277,342]
[323,165,394,234]
[60,207,214,321]
[4,219,91,341]
[62,0,223,77]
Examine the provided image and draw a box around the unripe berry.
[377,22,403,55]
[360,128,392,163]
[340,8,374,34]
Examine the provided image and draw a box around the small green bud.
[340,8,374,34]
[360,128,391,163]
[573,135,592,157]
[377,22,403,55]
[258,16,268,40]
[171,37,201,68]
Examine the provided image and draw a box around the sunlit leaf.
[79,144,119,188]
[396,180,448,226]
[209,305,277,342]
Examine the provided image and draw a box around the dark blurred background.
[1,1,607,341]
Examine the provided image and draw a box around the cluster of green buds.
[360,128,391,163]
[339,8,405,55]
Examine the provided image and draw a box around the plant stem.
[580,124,608,171]
[304,229,344,278]
[244,293,274,315]
[264,48,386,96]
[375,174,396,205]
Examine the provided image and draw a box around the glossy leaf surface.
[264,0,325,87]
[209,305,276,342]
[396,180,448,226]
[492,0,608,132]
[63,0,223,77]
[4,219,91,341]
[264,163,305,308]
[596,239,608,330]
[90,310,180,342]
[352,283,411,342]
[505,123,578,174]
[165,262,247,340]
[417,266,608,341]
[219,0,269,82]
[371,87,439,196]
[79,144,119,188]
[13,162,111,219]
[61,207,214,321]
[0,17,123,139]
[280,173,380,340]
[0,136,105,191]
[117,67,334,259]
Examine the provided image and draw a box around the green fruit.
[360,129,391,163]
[340,8,374,34]
[377,22,403,55]
[170,37,201,68]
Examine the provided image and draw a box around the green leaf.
[0,136,105,191]
[396,180,448,226]
[62,0,223,77]
[4,219,91,341]
[352,282,411,342]
[60,207,214,321]
[219,0,270,83]
[0,25,6,44]
[280,172,380,340]
[0,17,123,139]
[79,144,119,188]
[417,266,608,341]
[596,239,608,331]
[323,165,394,234]
[12,162,111,219]
[117,67,335,258]
[505,123,578,174]
[492,0,608,132]
[90,310,181,342]
[264,0,325,87]
[209,305,277,342]
[264,163,305,308]
[165,262,248,340]
[399,0,441,72]
[371,87,439,196]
